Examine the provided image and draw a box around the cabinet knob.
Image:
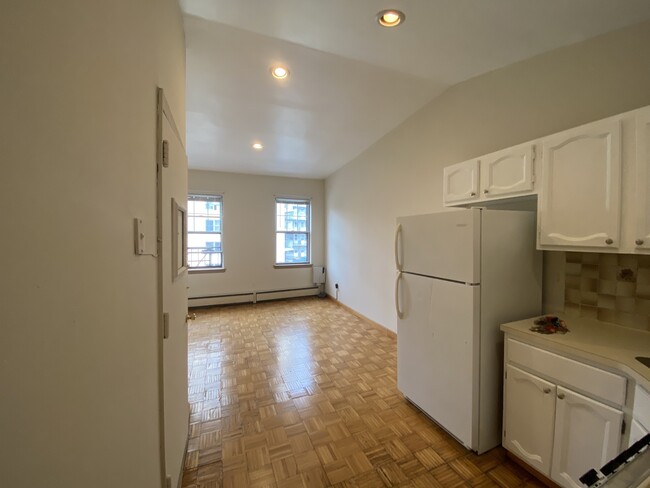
[605,238,613,245]
[543,388,551,394]
[484,189,489,194]
[470,192,476,197]
[557,393,565,400]
[636,239,645,246]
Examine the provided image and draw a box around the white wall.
[188,170,325,301]
[0,2,185,487]
[326,20,650,332]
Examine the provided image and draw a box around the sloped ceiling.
[182,0,650,178]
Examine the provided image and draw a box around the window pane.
[276,202,309,232]
[276,233,308,264]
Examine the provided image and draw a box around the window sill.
[188,267,226,274]
[273,264,312,269]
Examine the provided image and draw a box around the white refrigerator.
[395,208,541,454]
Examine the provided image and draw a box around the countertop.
[500,315,650,391]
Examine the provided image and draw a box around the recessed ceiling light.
[377,9,405,27]
[252,142,263,150]
[271,65,289,79]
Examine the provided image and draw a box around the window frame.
[187,193,224,271]
[275,197,311,266]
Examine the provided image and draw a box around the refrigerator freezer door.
[397,209,480,284]
[397,272,479,450]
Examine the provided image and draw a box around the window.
[187,194,223,269]
[276,198,310,265]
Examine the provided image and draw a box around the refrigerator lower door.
[397,272,479,450]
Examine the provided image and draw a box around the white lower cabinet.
[503,365,555,476]
[629,385,650,447]
[551,387,623,488]
[503,338,625,488]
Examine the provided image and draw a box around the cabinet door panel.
[481,143,535,198]
[443,159,479,204]
[503,365,556,476]
[551,386,623,488]
[628,419,649,448]
[635,107,650,251]
[539,119,621,249]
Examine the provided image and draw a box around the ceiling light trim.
[376,9,405,28]
[271,65,289,79]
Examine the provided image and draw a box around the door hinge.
[503,429,506,438]
[504,370,507,379]
[162,140,169,167]
[621,419,626,435]
[163,312,170,339]
[166,475,172,488]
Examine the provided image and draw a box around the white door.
[503,365,556,476]
[551,386,623,488]
[397,272,479,449]
[635,106,650,251]
[480,142,536,199]
[538,118,621,249]
[396,210,480,284]
[443,159,480,205]
[158,89,189,487]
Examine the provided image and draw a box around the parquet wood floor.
[182,297,546,488]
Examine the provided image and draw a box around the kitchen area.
[394,104,650,486]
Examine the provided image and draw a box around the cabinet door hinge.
[621,419,626,435]
[162,140,169,167]
[163,312,170,339]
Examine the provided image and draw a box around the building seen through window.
[187,194,223,269]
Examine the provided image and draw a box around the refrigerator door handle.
[395,223,403,271]
[395,271,404,319]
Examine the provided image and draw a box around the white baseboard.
[189,286,319,308]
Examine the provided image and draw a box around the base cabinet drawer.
[506,338,627,406]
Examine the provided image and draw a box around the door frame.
[156,87,188,488]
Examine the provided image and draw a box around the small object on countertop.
[530,315,569,334]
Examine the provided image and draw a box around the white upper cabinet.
[443,143,537,207]
[635,106,650,251]
[441,104,649,253]
[442,159,479,204]
[538,118,622,250]
[480,143,536,199]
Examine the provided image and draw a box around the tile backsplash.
[564,252,650,331]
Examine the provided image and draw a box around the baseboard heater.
[189,286,319,308]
